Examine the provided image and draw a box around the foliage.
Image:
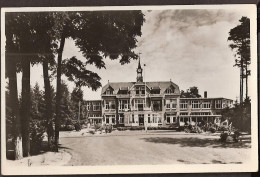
[105,124,113,133]
[184,125,203,133]
[5,11,145,153]
[221,97,251,132]
[31,83,45,120]
[94,123,103,131]
[228,16,250,101]
[209,127,216,133]
[180,86,202,98]
[29,119,45,155]
[70,87,84,121]
[74,122,81,131]
[220,130,240,143]
[228,16,250,69]
[59,81,73,123]
[62,57,102,89]
[5,12,63,157]
[60,124,75,131]
[5,12,60,73]
[220,132,229,142]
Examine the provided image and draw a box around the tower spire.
[136,53,143,82]
[138,53,142,69]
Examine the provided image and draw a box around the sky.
[17,8,251,101]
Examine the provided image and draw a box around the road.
[60,130,251,166]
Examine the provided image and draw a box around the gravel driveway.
[59,130,251,166]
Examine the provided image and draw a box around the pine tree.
[228,16,250,103]
[5,15,23,159]
[71,87,84,121]
[59,81,73,125]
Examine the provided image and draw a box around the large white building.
[84,59,233,127]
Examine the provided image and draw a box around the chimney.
[204,91,207,98]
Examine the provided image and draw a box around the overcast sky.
[17,8,251,101]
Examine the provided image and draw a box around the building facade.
[82,100,102,124]
[85,59,233,127]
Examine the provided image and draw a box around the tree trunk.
[21,59,31,157]
[9,63,23,160]
[245,63,248,99]
[55,35,66,151]
[240,59,244,103]
[42,61,54,149]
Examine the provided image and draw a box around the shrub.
[60,118,76,131]
[177,126,184,131]
[233,130,241,142]
[209,127,216,133]
[89,129,95,134]
[130,126,143,131]
[94,123,103,131]
[30,120,45,155]
[65,118,74,126]
[220,132,229,142]
[60,125,66,131]
[219,126,229,132]
[148,127,158,130]
[117,127,128,131]
[66,125,75,131]
[105,124,113,133]
[74,122,81,131]
[48,138,56,152]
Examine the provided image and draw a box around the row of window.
[104,112,220,125]
[176,100,222,109]
[87,114,101,117]
[105,114,163,124]
[104,87,175,95]
[103,99,224,110]
[86,102,101,111]
[165,115,217,124]
[127,114,162,124]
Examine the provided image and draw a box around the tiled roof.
[101,81,180,94]
[101,82,135,94]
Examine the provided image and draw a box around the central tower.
[136,58,143,82]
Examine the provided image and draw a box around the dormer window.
[136,86,145,95]
[165,88,174,94]
[118,87,128,94]
[151,89,160,94]
[106,90,113,94]
[151,87,160,94]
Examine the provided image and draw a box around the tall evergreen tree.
[228,16,250,102]
[6,12,62,153]
[5,12,42,157]
[71,87,84,121]
[5,13,24,159]
[31,83,45,120]
[59,81,73,125]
